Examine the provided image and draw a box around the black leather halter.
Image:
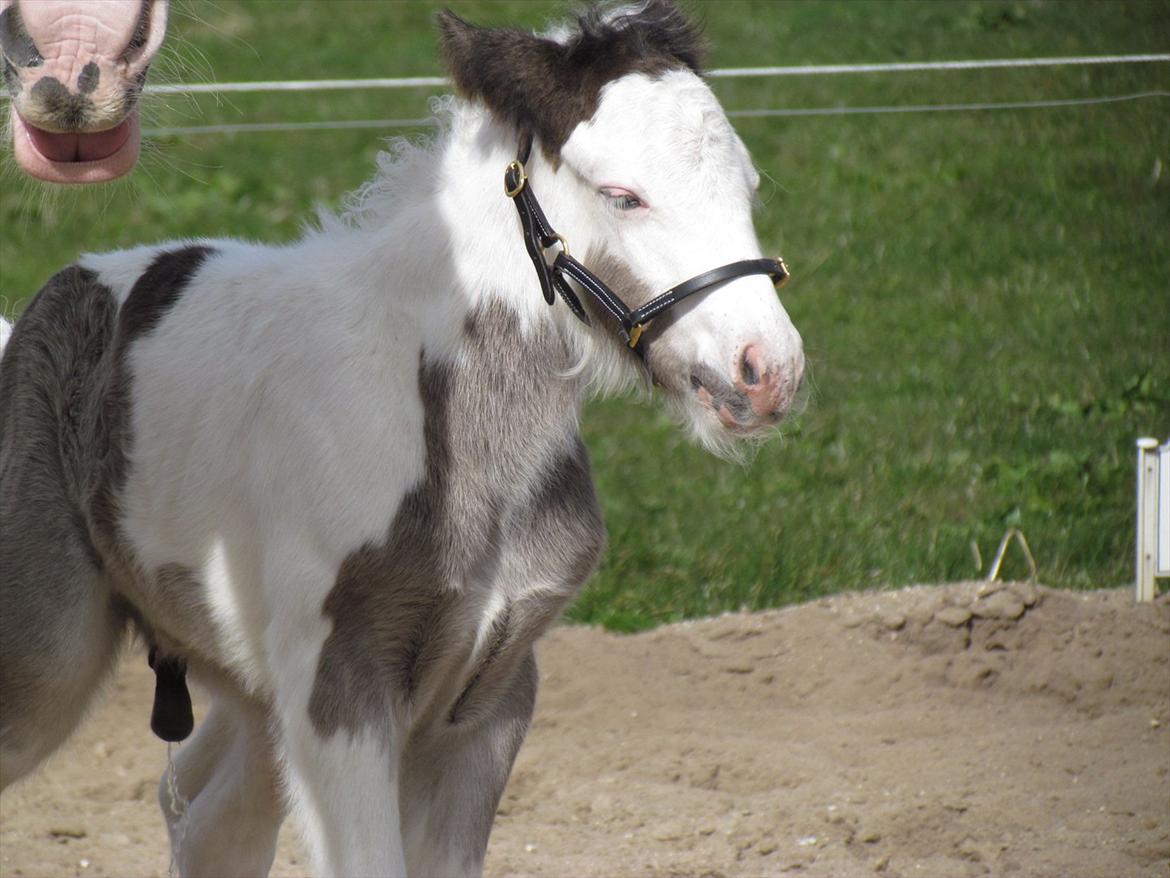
[504,134,790,352]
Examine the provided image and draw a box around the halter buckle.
[773,257,791,289]
[504,160,528,198]
[627,323,646,349]
[545,234,570,258]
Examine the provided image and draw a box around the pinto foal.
[0,3,804,875]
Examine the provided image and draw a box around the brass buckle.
[627,322,647,349]
[544,233,569,258]
[773,257,791,289]
[504,160,527,198]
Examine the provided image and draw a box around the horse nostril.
[740,349,760,386]
[690,374,702,391]
[77,62,99,95]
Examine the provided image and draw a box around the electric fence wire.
[141,91,1170,138]
[140,54,1170,95]
[3,54,1162,137]
[130,53,1170,137]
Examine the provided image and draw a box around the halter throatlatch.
[504,134,790,352]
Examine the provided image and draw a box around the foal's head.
[440,0,805,453]
[1,0,167,183]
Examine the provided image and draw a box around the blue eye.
[601,188,645,211]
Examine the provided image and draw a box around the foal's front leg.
[278,707,408,877]
[399,650,539,877]
[263,551,408,878]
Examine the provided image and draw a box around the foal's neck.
[327,107,592,428]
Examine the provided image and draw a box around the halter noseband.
[504,134,790,353]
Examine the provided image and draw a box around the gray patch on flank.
[309,299,606,740]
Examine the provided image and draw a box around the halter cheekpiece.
[504,133,790,353]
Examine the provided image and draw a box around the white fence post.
[1136,437,1170,601]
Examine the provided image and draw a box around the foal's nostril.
[690,374,702,390]
[740,350,759,386]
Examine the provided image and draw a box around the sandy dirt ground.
[2,581,1168,878]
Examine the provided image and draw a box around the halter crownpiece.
[504,134,790,353]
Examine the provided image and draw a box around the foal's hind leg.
[0,555,127,790]
[161,682,285,878]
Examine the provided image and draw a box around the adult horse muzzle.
[504,135,790,354]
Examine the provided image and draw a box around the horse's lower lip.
[11,108,141,183]
[24,117,134,162]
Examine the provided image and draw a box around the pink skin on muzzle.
[4,0,165,183]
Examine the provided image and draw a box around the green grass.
[2,1,1167,631]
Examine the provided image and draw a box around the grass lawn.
[2,0,1167,630]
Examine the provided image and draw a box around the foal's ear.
[436,10,566,145]
[435,3,706,154]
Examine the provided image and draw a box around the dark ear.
[571,0,706,75]
[435,3,706,156]
[436,10,570,147]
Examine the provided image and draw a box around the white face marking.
[560,69,805,451]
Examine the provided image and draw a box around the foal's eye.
[600,188,645,211]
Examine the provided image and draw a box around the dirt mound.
[2,583,1167,878]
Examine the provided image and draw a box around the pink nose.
[735,343,803,420]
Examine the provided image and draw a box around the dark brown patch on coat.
[436,0,706,156]
[119,246,215,343]
[89,245,215,543]
[308,300,606,740]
